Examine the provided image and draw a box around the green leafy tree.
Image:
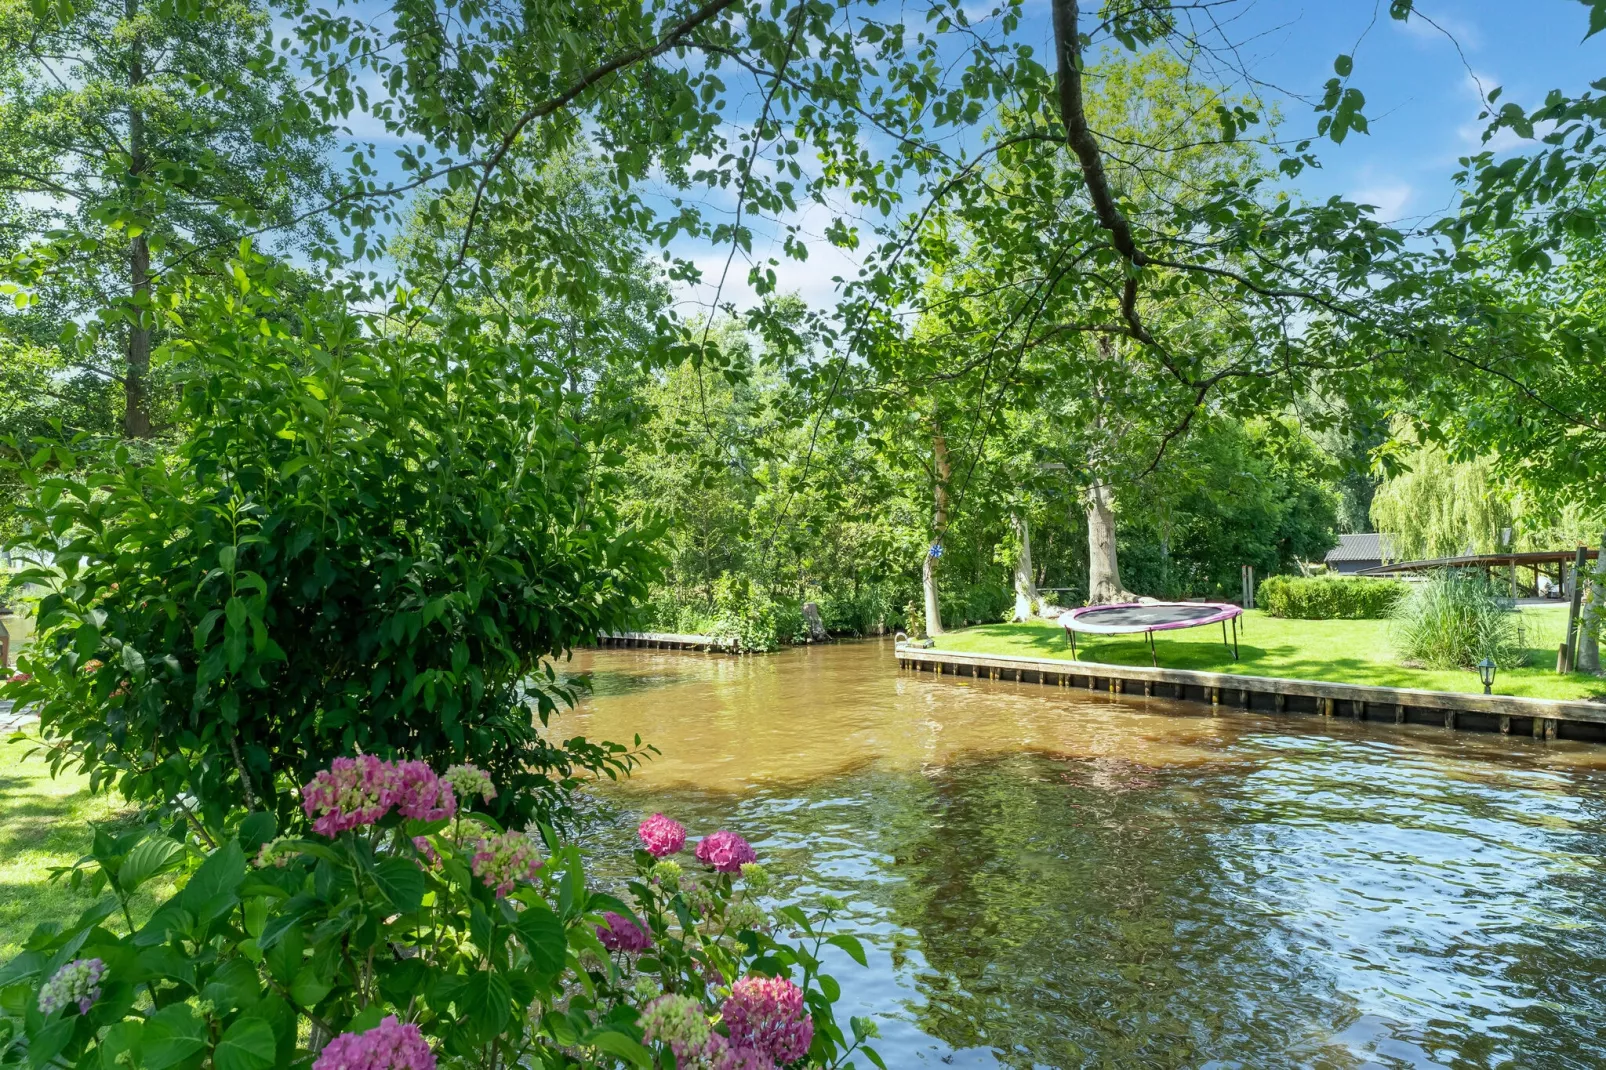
[0,0,331,438]
[3,259,660,833]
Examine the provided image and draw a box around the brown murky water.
[561,639,1606,1069]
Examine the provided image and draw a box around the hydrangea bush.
[0,759,882,1070]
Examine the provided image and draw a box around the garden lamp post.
[1477,657,1497,695]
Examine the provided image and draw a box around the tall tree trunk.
[1086,480,1129,604]
[1011,514,1038,621]
[921,422,951,637]
[1580,536,1604,675]
[124,0,152,439]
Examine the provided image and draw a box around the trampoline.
[1058,601,1243,665]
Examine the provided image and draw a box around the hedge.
[1257,574,1408,619]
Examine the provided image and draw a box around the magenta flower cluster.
[37,958,104,1016]
[695,830,758,874]
[722,975,814,1065]
[312,1015,435,1070]
[470,830,543,897]
[301,756,462,836]
[596,911,652,954]
[637,813,687,857]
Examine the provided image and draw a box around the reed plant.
[1392,570,1527,670]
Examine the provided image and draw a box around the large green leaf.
[140,1003,207,1070]
[179,840,246,925]
[119,836,186,893]
[371,858,425,913]
[514,902,566,982]
[213,1017,275,1070]
[586,1029,652,1068]
[462,971,512,1038]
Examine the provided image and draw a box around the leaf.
[586,1029,652,1068]
[179,839,246,924]
[371,858,425,912]
[119,836,185,892]
[826,933,868,967]
[141,1003,207,1070]
[462,971,512,1038]
[100,1020,143,1070]
[213,1016,276,1070]
[514,902,566,982]
[238,812,276,855]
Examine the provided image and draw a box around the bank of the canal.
[566,639,1606,1069]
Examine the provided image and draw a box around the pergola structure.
[1356,549,1600,597]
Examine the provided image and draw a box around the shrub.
[1,279,659,835]
[1257,575,1407,619]
[0,755,880,1070]
[1392,570,1528,670]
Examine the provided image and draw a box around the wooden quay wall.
[595,631,741,654]
[896,646,1606,743]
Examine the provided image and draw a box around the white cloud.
[1348,182,1413,221]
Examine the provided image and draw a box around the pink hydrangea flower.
[637,813,687,857]
[705,1034,777,1070]
[721,975,813,1065]
[596,911,652,954]
[694,830,757,874]
[470,830,543,897]
[301,755,403,836]
[312,1015,434,1070]
[394,760,455,822]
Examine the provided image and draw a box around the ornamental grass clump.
[0,757,881,1070]
[1392,570,1528,670]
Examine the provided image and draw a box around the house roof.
[1324,532,1394,563]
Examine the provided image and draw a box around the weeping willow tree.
[1370,444,1514,561]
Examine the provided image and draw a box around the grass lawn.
[0,740,143,958]
[934,603,1606,702]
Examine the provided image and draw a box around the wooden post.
[1563,545,1587,673]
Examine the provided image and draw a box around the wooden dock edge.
[896,646,1606,743]
[593,631,741,654]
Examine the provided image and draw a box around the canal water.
[561,639,1606,1069]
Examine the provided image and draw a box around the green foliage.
[0,761,878,1069]
[1115,420,1341,600]
[1392,571,1527,670]
[2,266,660,833]
[1258,576,1407,620]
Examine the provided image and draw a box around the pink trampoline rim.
[1057,601,1242,635]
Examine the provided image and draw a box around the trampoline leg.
[1148,630,1157,667]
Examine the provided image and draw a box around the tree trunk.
[1011,514,1038,621]
[1086,481,1130,604]
[124,0,152,439]
[1580,536,1604,675]
[921,422,951,637]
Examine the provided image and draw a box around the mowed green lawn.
[935,603,1606,701]
[0,741,144,958]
